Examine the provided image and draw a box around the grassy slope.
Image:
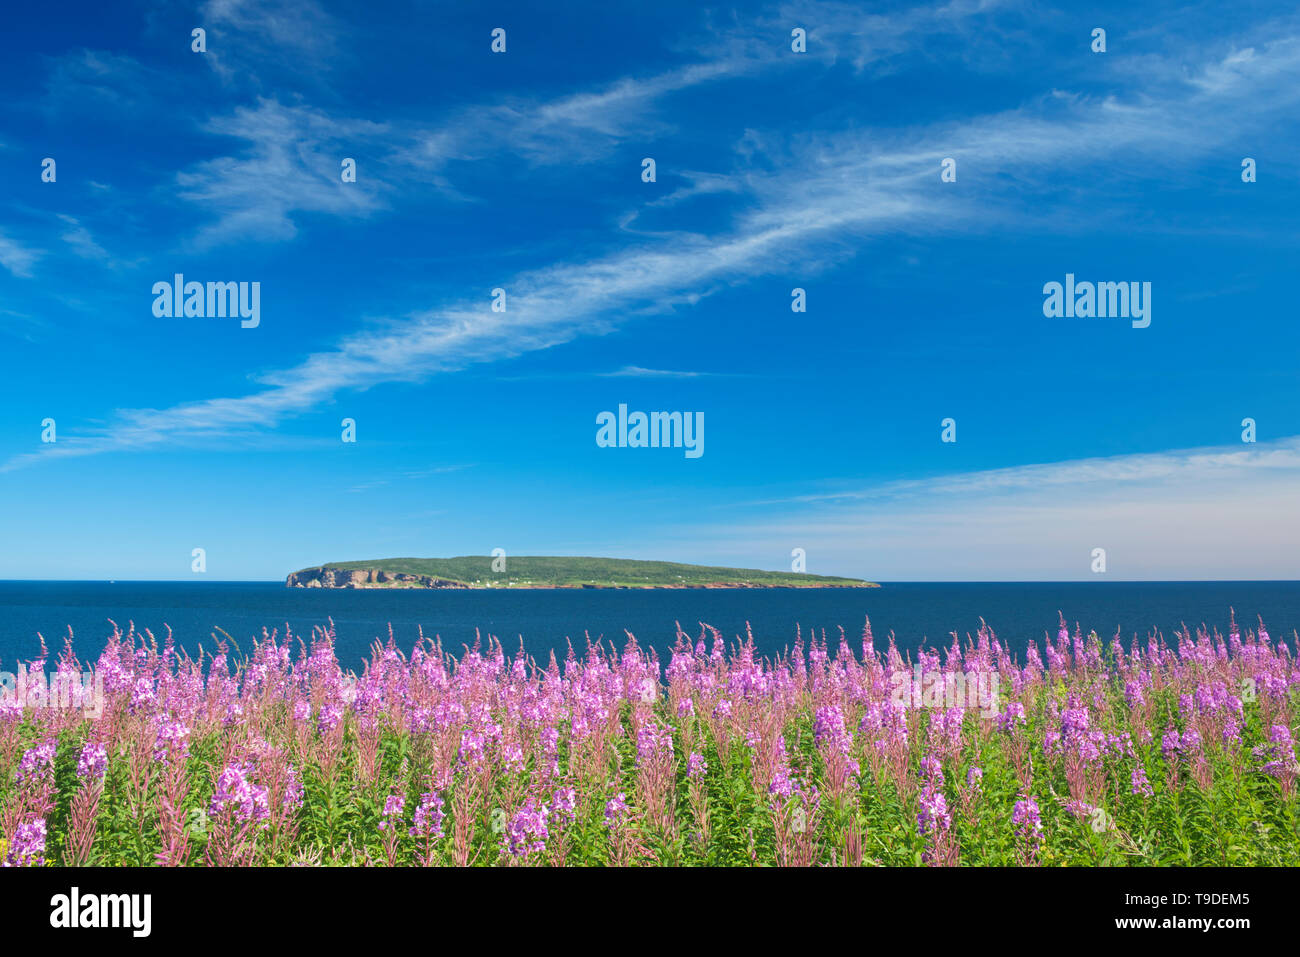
[299,556,874,587]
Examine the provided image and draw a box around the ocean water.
[1,580,1298,672]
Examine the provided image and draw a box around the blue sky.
[1,0,1298,581]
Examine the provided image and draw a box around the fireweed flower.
[768,735,795,798]
[379,794,405,830]
[957,765,984,817]
[283,765,305,813]
[222,701,244,727]
[15,740,57,787]
[1131,766,1154,797]
[604,792,629,828]
[504,800,550,856]
[813,704,859,775]
[915,779,955,866]
[1062,799,1096,821]
[2,613,1296,867]
[1061,706,1090,735]
[997,702,1027,733]
[209,764,270,823]
[317,703,344,735]
[129,677,157,713]
[153,718,191,763]
[1259,725,1300,779]
[633,677,657,704]
[1,817,46,867]
[1160,727,1182,761]
[410,792,447,839]
[500,741,527,774]
[551,786,577,825]
[916,785,951,835]
[1012,796,1043,844]
[457,728,488,768]
[920,755,943,784]
[1123,681,1145,708]
[813,705,846,746]
[76,741,109,783]
[687,752,708,780]
[636,719,674,766]
[0,694,22,721]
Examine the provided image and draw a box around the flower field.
[1,612,1297,867]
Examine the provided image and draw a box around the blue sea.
[1,580,1298,672]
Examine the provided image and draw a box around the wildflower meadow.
[1,612,1296,867]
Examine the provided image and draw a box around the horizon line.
[3,578,1299,585]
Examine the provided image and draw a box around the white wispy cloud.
[677,437,1300,581]
[41,49,163,112]
[598,366,726,379]
[176,98,388,247]
[7,15,1300,471]
[56,215,112,263]
[0,231,41,277]
[345,464,470,493]
[765,0,1016,73]
[0,307,47,342]
[199,0,345,81]
[178,0,1005,241]
[739,438,1300,507]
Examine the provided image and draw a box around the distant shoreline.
[288,580,879,591]
[286,556,877,590]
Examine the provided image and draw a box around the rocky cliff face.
[286,567,471,589]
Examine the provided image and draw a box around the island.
[285,556,877,589]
